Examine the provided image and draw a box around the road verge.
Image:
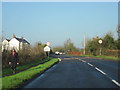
[83,55,119,61]
[2,58,59,89]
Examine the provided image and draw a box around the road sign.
[98,40,103,44]
[46,42,50,46]
[44,46,50,52]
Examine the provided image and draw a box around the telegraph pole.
[84,32,86,55]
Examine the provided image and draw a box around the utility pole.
[84,32,86,55]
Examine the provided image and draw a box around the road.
[22,55,120,88]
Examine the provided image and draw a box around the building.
[2,39,10,51]
[2,35,30,52]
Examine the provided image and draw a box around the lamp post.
[98,40,102,56]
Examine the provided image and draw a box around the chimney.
[13,34,16,38]
[21,37,23,40]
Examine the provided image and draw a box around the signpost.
[98,40,102,44]
[46,42,50,46]
[44,42,51,59]
[98,40,103,56]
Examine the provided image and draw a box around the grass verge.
[2,58,50,77]
[0,78,2,90]
[2,58,58,89]
[83,55,119,61]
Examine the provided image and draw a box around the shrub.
[2,42,46,68]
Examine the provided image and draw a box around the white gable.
[2,36,30,52]
[2,39,9,44]
[9,38,20,51]
[2,40,9,51]
[2,40,9,46]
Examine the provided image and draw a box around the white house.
[2,35,30,52]
[2,39,10,51]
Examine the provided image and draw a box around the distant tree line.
[52,38,79,53]
[53,25,120,57]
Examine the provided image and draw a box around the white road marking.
[38,74,45,78]
[45,64,57,73]
[58,58,61,61]
[52,64,57,68]
[75,58,79,59]
[63,58,71,60]
[80,58,120,87]
[81,60,86,63]
[94,66,120,87]
[87,63,93,67]
[112,80,120,87]
[95,67,106,75]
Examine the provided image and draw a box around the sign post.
[46,42,50,46]
[98,40,103,56]
[44,42,51,59]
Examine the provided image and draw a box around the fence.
[86,49,120,57]
[68,51,84,56]
[103,50,120,57]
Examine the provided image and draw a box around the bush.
[103,50,120,57]
[2,43,46,68]
[2,50,11,68]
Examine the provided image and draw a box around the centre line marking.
[81,60,86,62]
[87,63,93,67]
[79,59,120,87]
[95,67,106,75]
[112,80,120,87]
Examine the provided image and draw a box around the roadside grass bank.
[82,55,119,61]
[0,78,2,90]
[2,57,51,77]
[2,58,59,89]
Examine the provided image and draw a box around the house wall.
[20,42,23,50]
[24,43,30,50]
[9,38,19,51]
[20,42,30,50]
[2,37,30,52]
[2,40,9,51]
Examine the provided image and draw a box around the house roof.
[2,39,10,42]
[6,39,10,41]
[15,37,30,44]
[3,36,30,45]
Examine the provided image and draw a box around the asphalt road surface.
[22,55,120,88]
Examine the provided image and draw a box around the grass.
[83,55,119,61]
[2,57,50,77]
[2,58,58,89]
[0,78,2,90]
